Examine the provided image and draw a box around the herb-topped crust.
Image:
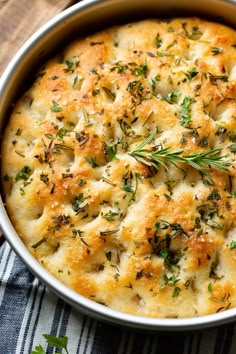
[2,18,236,318]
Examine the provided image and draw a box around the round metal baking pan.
[1,0,236,331]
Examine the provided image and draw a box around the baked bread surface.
[2,17,236,318]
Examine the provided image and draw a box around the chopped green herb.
[227,191,236,198]
[72,194,89,215]
[180,95,192,126]
[43,334,69,354]
[198,136,208,147]
[44,134,53,139]
[78,179,87,186]
[172,287,181,297]
[16,128,23,136]
[208,283,213,294]
[15,166,32,181]
[207,189,221,201]
[31,237,47,249]
[211,47,223,55]
[50,100,62,112]
[86,156,98,168]
[132,62,148,76]
[121,171,139,203]
[157,51,175,57]
[209,74,228,85]
[40,173,49,184]
[184,67,198,80]
[54,143,74,151]
[155,33,162,48]
[230,240,236,250]
[105,143,118,160]
[102,86,116,101]
[166,40,177,50]
[101,176,117,186]
[159,91,179,104]
[160,273,180,290]
[117,118,132,136]
[228,143,236,154]
[100,229,119,236]
[102,210,119,221]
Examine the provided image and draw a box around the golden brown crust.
[2,17,236,318]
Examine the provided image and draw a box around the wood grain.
[0,0,77,75]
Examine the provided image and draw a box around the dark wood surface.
[0,0,76,76]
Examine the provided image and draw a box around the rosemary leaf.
[130,130,231,180]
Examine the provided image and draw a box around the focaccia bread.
[2,17,236,318]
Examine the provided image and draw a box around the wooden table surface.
[0,0,77,76]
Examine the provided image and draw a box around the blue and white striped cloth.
[1,240,236,354]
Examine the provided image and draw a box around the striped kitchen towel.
[1,241,236,354]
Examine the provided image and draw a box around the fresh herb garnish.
[130,129,231,181]
[31,334,69,354]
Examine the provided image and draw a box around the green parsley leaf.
[43,334,69,354]
[30,344,46,354]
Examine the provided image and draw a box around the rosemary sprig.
[130,129,231,180]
